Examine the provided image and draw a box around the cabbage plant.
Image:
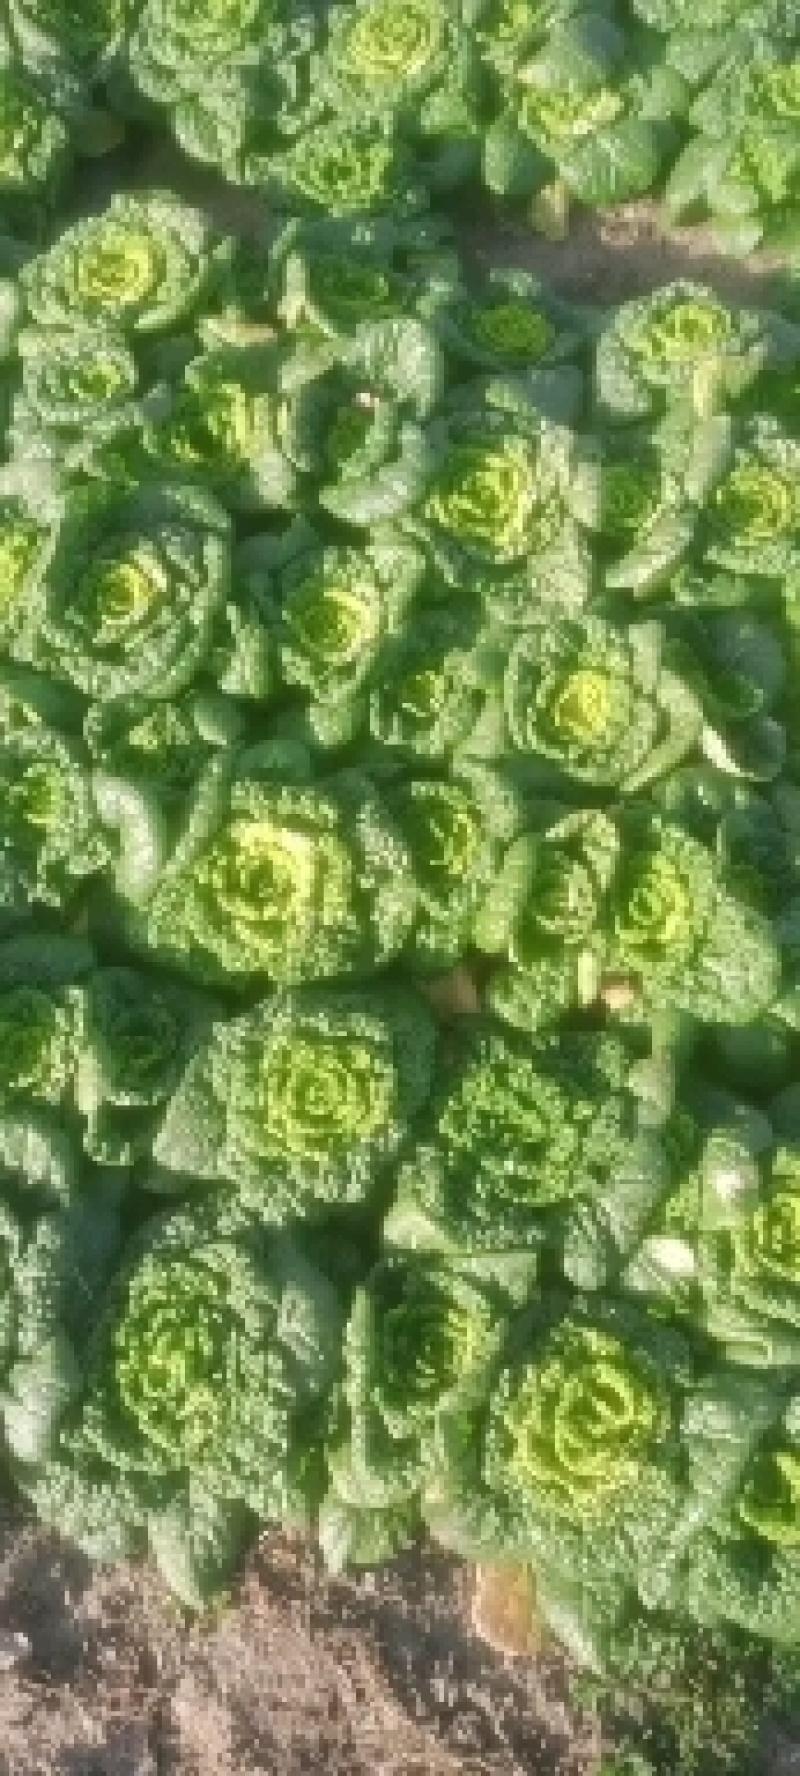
[502,615,702,790]
[656,1372,800,1646]
[270,118,418,217]
[10,325,145,465]
[666,50,800,252]
[266,531,424,746]
[317,0,469,116]
[33,479,231,703]
[128,0,275,108]
[321,1252,507,1568]
[415,396,597,591]
[427,1300,695,1666]
[594,282,774,421]
[385,1023,667,1295]
[153,986,436,1221]
[703,417,800,584]
[386,764,523,971]
[0,58,70,238]
[112,759,416,986]
[0,1114,123,1470]
[22,1204,342,1607]
[0,715,107,927]
[487,15,683,217]
[21,192,222,334]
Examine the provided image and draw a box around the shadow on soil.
[257,1535,592,1775]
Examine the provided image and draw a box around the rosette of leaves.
[502,615,703,792]
[269,533,424,748]
[9,325,147,466]
[367,604,493,763]
[269,115,419,217]
[0,56,70,239]
[0,714,107,928]
[281,318,442,526]
[0,462,63,658]
[321,1253,508,1570]
[0,935,212,1169]
[315,0,484,194]
[632,1,800,106]
[695,1135,800,1366]
[33,479,230,703]
[143,342,303,510]
[701,416,800,586]
[476,808,618,1032]
[416,397,598,590]
[74,966,216,1169]
[0,939,84,1117]
[278,237,409,338]
[163,6,320,189]
[427,265,577,367]
[4,0,130,84]
[478,1,619,196]
[594,282,773,422]
[21,192,224,335]
[21,1203,342,1608]
[385,1022,666,1298]
[666,49,800,253]
[386,763,523,972]
[272,214,458,340]
[84,692,243,829]
[494,17,683,214]
[316,0,461,110]
[598,405,737,598]
[474,0,612,81]
[154,985,435,1222]
[657,1373,800,1646]
[128,0,275,109]
[425,266,585,420]
[0,1112,124,1470]
[433,261,583,362]
[112,758,416,987]
[427,1299,693,1666]
[607,813,780,1025]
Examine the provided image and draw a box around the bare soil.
[0,1497,598,1776]
[461,197,788,307]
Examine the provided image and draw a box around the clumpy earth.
[0,1497,598,1775]
[3,188,792,1776]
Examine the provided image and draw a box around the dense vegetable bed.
[5,1,800,250]
[3,1,800,1722]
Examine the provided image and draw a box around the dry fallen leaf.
[470,1564,542,1658]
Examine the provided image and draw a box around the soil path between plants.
[0,1500,596,1775]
